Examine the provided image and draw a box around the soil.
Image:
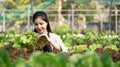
[0,45,120,62]
[0,45,32,61]
[66,48,120,62]
[104,48,120,62]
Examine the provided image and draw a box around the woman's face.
[34,17,48,34]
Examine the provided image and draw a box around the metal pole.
[71,3,76,35]
[30,0,33,17]
[100,14,103,33]
[2,11,5,32]
[30,0,34,30]
[27,9,30,31]
[68,14,71,27]
[115,10,118,36]
[71,6,74,34]
[58,0,62,26]
[108,0,113,37]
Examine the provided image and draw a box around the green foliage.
[0,30,50,51]
[62,29,120,46]
[13,57,28,67]
[0,0,57,24]
[99,0,120,5]
[68,45,87,52]
[53,23,72,35]
[34,0,56,10]
[0,50,12,67]
[115,61,120,67]
[14,31,50,51]
[0,34,9,47]
[0,30,19,47]
[6,10,27,24]
[86,16,94,21]
[29,52,67,67]
[0,30,120,67]
[104,45,119,52]
[4,0,29,9]
[55,52,67,67]
[19,31,38,51]
[88,44,102,51]
[0,49,119,67]
[101,52,114,67]
[69,52,103,67]
[62,30,120,52]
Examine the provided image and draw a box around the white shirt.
[49,33,68,52]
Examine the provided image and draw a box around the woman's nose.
[38,24,41,28]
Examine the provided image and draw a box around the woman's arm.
[38,34,61,51]
[49,33,67,52]
[39,33,67,52]
[48,38,61,51]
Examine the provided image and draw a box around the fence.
[0,9,120,34]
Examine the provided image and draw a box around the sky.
[0,0,5,1]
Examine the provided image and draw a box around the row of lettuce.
[0,49,120,67]
[0,30,120,66]
[61,30,120,52]
[0,29,120,52]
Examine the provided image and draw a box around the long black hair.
[33,11,52,52]
[33,11,52,33]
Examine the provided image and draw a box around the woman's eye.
[34,22,44,26]
[40,23,43,25]
[35,23,38,25]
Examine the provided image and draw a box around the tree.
[3,0,29,9]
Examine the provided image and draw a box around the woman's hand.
[38,34,50,42]
[38,34,61,51]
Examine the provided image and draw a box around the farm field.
[0,30,120,67]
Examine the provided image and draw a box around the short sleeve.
[50,33,68,52]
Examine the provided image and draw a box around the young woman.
[33,11,67,52]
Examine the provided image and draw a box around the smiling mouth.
[39,30,43,33]
[36,29,41,32]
